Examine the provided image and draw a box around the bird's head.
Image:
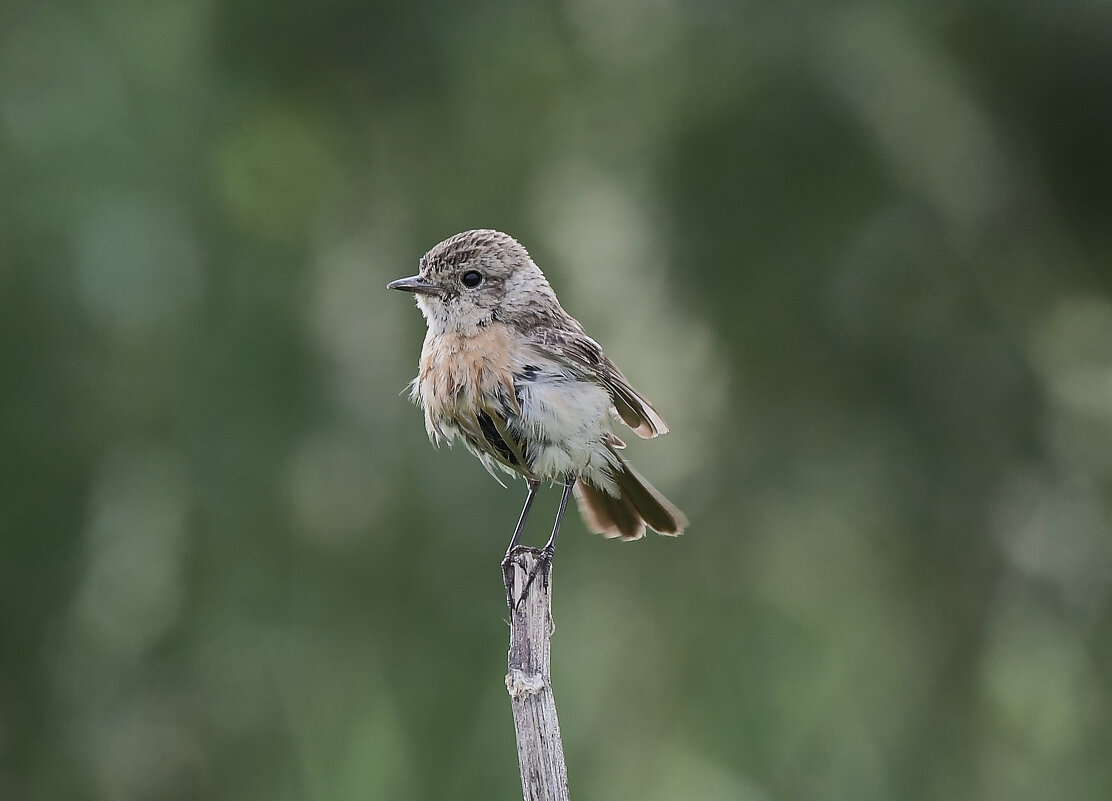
[388,229,558,333]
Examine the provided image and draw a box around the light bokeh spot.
[74,192,204,337]
[73,443,192,659]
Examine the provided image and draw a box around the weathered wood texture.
[505,547,570,801]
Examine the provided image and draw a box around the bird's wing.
[528,328,669,439]
[450,401,531,486]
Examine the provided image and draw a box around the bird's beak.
[387,275,440,296]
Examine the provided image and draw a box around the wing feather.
[528,328,669,439]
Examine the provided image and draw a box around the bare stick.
[505,547,570,801]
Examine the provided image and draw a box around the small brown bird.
[388,230,687,575]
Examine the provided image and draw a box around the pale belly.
[515,374,617,486]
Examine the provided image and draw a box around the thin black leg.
[541,474,576,557]
[502,479,541,609]
[517,474,576,603]
[504,479,541,558]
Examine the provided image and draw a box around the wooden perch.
[504,546,570,801]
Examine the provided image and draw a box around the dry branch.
[504,547,570,801]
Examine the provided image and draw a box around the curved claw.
[502,545,551,612]
[519,546,554,605]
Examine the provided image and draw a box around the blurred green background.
[4,0,1112,799]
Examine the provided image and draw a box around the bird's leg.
[502,479,541,609]
[541,473,576,559]
[520,473,576,602]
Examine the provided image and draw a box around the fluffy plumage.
[393,229,687,540]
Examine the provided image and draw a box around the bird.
[388,229,687,595]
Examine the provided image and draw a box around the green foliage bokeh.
[3,1,1111,799]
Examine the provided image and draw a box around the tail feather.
[573,455,688,541]
[575,480,646,540]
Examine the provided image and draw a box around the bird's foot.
[502,545,554,612]
[519,544,554,607]
[500,548,521,610]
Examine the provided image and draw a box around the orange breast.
[418,324,519,422]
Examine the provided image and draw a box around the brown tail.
[573,455,688,541]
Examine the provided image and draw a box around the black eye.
[461,270,483,288]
